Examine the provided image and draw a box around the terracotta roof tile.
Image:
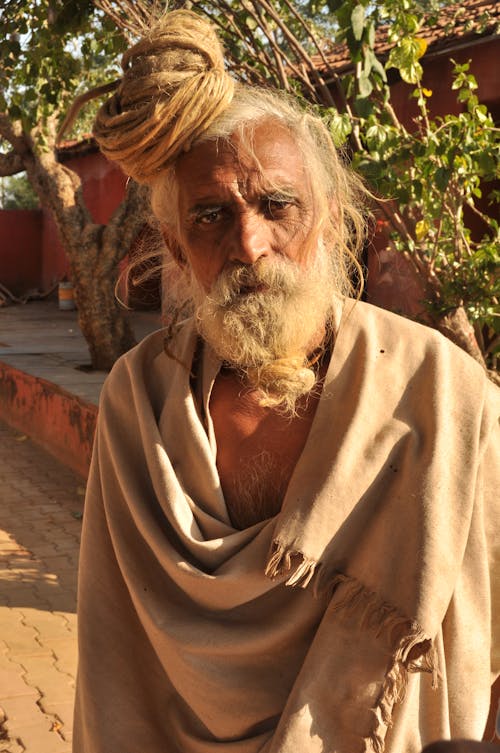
[316,0,499,74]
[56,135,98,160]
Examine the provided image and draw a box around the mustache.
[209,259,300,305]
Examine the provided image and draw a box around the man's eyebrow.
[185,185,303,215]
[186,199,228,216]
[258,185,302,201]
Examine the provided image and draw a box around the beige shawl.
[73,299,499,753]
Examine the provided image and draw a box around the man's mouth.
[237,283,268,295]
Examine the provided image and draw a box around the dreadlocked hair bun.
[93,9,234,184]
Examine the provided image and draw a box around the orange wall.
[0,360,96,478]
[0,209,43,296]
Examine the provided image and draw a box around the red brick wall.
[0,209,43,296]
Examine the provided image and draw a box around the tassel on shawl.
[265,541,439,753]
[265,541,318,588]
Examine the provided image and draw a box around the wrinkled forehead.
[175,121,309,195]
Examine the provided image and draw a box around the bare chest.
[209,372,320,529]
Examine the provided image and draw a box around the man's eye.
[196,207,224,224]
[264,198,294,217]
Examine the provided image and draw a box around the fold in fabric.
[73,298,499,753]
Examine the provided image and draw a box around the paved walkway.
[0,300,161,751]
[0,299,160,405]
[0,420,83,752]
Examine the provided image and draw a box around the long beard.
[194,249,336,413]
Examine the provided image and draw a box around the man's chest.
[209,370,320,528]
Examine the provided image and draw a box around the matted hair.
[93,9,370,302]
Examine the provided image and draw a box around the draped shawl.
[73,299,499,753]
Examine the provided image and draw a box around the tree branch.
[0,113,26,152]
[0,149,24,177]
[194,2,279,84]
[94,0,153,36]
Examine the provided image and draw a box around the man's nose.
[228,211,271,264]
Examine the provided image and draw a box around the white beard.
[193,247,337,412]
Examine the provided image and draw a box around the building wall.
[389,38,498,124]
[0,209,43,296]
[73,150,127,224]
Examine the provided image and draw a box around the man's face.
[170,121,336,411]
[174,121,318,292]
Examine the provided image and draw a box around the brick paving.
[0,420,84,753]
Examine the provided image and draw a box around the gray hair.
[150,84,369,298]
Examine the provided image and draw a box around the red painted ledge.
[0,361,97,479]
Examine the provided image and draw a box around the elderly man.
[73,10,499,753]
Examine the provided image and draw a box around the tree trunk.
[73,265,136,370]
[435,305,487,369]
[18,134,149,371]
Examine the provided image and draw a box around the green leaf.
[367,20,375,48]
[387,36,426,83]
[474,106,488,123]
[327,111,353,146]
[346,29,363,62]
[354,95,374,118]
[358,73,373,97]
[400,61,423,85]
[351,5,365,41]
[405,14,420,34]
[370,54,388,82]
[366,124,387,147]
[434,167,451,191]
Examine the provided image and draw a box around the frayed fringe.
[265,541,318,588]
[265,542,439,753]
[327,572,439,753]
[324,571,439,734]
[366,629,438,753]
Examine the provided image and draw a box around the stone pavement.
[0,299,160,406]
[0,419,84,753]
[0,299,161,477]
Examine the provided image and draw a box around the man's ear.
[161,226,187,269]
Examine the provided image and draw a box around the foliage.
[0,172,39,209]
[354,62,499,336]
[327,0,499,370]
[0,0,126,141]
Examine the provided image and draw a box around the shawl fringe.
[265,542,439,753]
[264,541,318,588]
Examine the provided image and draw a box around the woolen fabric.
[73,298,499,753]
